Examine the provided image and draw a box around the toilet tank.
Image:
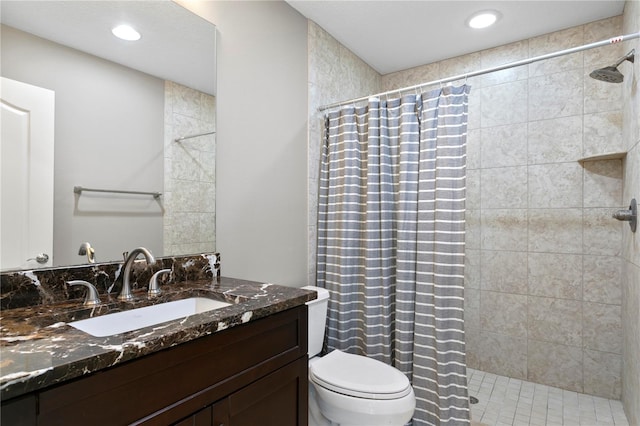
[302,285,329,358]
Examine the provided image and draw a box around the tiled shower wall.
[621,1,640,424]
[163,81,216,256]
[383,17,626,400]
[307,21,382,285]
[307,6,638,414]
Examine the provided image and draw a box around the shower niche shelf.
[578,151,627,164]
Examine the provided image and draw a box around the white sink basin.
[69,297,231,337]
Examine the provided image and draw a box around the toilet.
[303,286,416,426]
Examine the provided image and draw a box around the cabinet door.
[227,357,308,426]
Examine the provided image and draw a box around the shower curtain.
[316,85,470,425]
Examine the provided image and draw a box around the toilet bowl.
[309,349,416,425]
[303,286,416,426]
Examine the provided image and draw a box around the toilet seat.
[309,350,412,400]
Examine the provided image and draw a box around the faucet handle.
[148,269,171,297]
[68,280,101,306]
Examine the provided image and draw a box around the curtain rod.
[318,32,640,112]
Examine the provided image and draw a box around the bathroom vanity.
[0,254,314,425]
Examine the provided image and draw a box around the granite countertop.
[0,276,316,401]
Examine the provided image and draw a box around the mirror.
[0,1,216,270]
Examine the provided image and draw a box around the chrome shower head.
[590,66,625,83]
[590,49,635,83]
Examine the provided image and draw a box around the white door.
[0,77,55,270]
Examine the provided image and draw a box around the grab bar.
[74,186,162,199]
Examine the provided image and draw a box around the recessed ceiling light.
[467,10,500,29]
[111,24,141,41]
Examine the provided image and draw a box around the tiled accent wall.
[621,1,640,424]
[381,17,627,399]
[307,21,382,285]
[163,81,216,256]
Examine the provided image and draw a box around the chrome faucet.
[118,247,156,301]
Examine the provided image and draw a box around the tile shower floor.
[467,368,630,426]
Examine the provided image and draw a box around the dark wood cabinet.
[1,306,308,426]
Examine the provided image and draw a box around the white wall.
[181,1,309,287]
[1,25,164,266]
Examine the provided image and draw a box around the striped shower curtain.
[316,85,470,425]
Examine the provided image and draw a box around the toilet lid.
[309,350,412,400]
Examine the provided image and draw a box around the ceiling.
[0,1,627,89]
[286,0,627,75]
[0,0,216,95]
